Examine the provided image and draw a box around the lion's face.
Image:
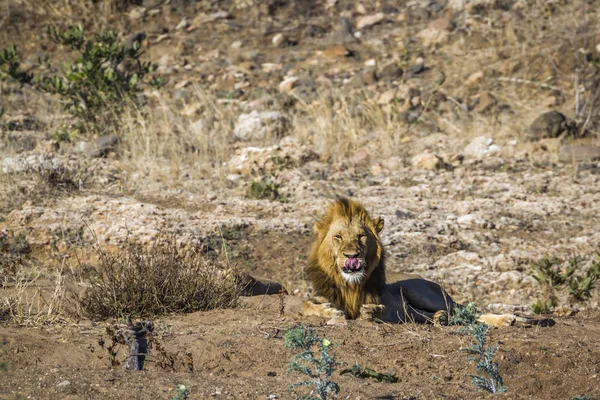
[327,218,380,285]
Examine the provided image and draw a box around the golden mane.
[306,197,386,319]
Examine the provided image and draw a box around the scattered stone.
[463,136,501,159]
[457,214,477,227]
[356,13,385,30]
[128,7,146,21]
[528,111,570,141]
[378,63,403,80]
[326,315,347,326]
[377,89,397,105]
[327,19,355,44]
[323,44,352,57]
[472,92,497,113]
[466,70,484,87]
[406,63,425,76]
[175,18,189,30]
[2,154,63,174]
[57,380,71,387]
[361,69,378,85]
[558,145,600,163]
[228,138,318,174]
[417,27,449,48]
[233,111,290,141]
[272,33,288,48]
[89,134,119,158]
[207,11,231,21]
[350,149,370,166]
[278,77,299,93]
[411,152,445,171]
[542,96,559,107]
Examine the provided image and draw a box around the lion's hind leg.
[478,313,536,327]
[303,296,344,318]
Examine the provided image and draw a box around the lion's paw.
[359,304,385,321]
[303,299,344,318]
[432,310,449,327]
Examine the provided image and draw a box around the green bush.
[530,254,600,314]
[0,25,165,134]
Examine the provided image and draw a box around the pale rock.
[233,111,290,141]
[463,136,501,159]
[2,155,63,174]
[417,27,449,48]
[356,13,385,30]
[128,7,146,21]
[411,152,444,171]
[466,71,484,87]
[279,76,299,93]
[473,92,497,113]
[377,89,397,105]
[350,149,370,166]
[228,139,318,174]
[272,33,288,48]
[457,214,478,227]
[176,18,189,30]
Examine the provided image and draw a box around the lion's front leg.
[359,304,386,321]
[303,296,344,318]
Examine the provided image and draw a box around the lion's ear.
[314,220,324,233]
[373,217,384,234]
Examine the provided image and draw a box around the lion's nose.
[343,251,360,258]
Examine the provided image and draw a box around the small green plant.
[462,324,506,393]
[53,125,78,143]
[340,364,399,383]
[530,254,600,313]
[248,176,285,201]
[172,384,189,400]
[0,25,165,134]
[530,298,553,315]
[284,325,340,400]
[449,302,478,326]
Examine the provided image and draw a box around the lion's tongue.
[344,258,361,271]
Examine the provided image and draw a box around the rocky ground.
[1,0,600,399]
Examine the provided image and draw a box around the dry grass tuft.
[78,239,241,320]
[1,268,69,326]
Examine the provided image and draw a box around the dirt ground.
[2,299,600,400]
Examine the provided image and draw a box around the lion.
[303,197,531,327]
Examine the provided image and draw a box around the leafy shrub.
[79,240,240,319]
[284,325,340,400]
[0,25,165,134]
[449,302,478,326]
[248,176,284,201]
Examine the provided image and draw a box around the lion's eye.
[334,235,342,241]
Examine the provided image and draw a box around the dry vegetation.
[1,0,600,398]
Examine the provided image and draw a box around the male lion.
[303,197,530,327]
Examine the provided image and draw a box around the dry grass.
[78,238,241,320]
[1,268,69,327]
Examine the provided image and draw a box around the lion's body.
[303,198,527,327]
